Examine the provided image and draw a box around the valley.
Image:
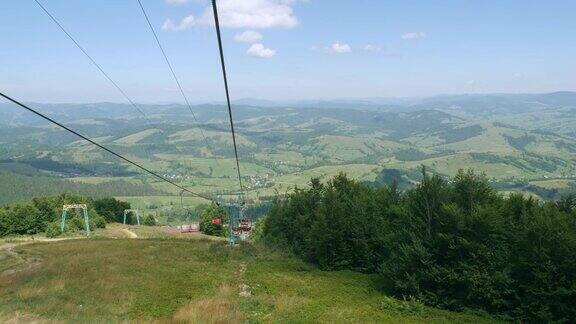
[1,92,576,216]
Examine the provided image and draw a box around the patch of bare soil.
[237,262,251,298]
[0,311,57,324]
[121,228,138,238]
[0,238,78,277]
[0,243,42,277]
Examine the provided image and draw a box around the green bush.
[262,169,576,322]
[250,217,266,242]
[93,197,130,223]
[0,194,109,237]
[378,296,426,316]
[93,216,107,229]
[1,204,43,235]
[0,208,8,236]
[143,214,156,226]
[45,220,62,238]
[199,203,227,237]
[45,219,78,238]
[69,215,87,231]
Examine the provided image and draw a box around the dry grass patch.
[0,311,56,324]
[271,295,302,313]
[171,285,242,324]
[16,286,46,300]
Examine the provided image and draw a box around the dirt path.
[237,262,251,298]
[0,242,43,276]
[0,237,84,277]
[0,231,142,277]
[0,237,78,251]
[121,228,138,238]
[1,243,30,275]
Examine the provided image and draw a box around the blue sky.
[1,0,575,103]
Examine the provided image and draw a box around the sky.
[1,0,575,103]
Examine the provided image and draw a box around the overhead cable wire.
[136,0,220,168]
[33,0,160,164]
[0,92,212,201]
[211,0,244,195]
[33,0,154,127]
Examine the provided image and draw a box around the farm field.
[0,226,499,323]
[2,93,576,207]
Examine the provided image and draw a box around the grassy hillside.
[0,229,498,323]
[2,95,576,206]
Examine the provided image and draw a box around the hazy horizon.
[2,0,575,103]
[4,89,572,106]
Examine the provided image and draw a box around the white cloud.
[247,43,276,58]
[235,30,263,43]
[364,44,382,52]
[164,0,298,30]
[325,42,352,54]
[165,0,189,6]
[162,15,196,32]
[211,0,298,28]
[401,32,426,40]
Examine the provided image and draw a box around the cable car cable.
[33,0,162,164]
[211,0,244,195]
[33,0,154,127]
[136,0,220,168]
[0,91,212,201]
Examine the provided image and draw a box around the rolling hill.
[1,92,575,207]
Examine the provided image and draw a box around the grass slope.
[0,229,498,323]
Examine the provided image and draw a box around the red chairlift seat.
[237,219,252,232]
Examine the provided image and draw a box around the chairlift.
[239,218,252,231]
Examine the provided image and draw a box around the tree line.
[261,169,576,322]
[0,171,165,205]
[0,194,155,238]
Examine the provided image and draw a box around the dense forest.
[261,169,576,322]
[0,171,164,205]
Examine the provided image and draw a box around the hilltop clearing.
[0,225,498,323]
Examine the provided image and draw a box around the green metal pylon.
[123,209,141,225]
[216,191,246,245]
[61,204,91,236]
[223,203,240,245]
[82,207,90,235]
[60,209,66,232]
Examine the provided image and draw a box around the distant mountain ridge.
[1,91,575,202]
[3,91,574,111]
